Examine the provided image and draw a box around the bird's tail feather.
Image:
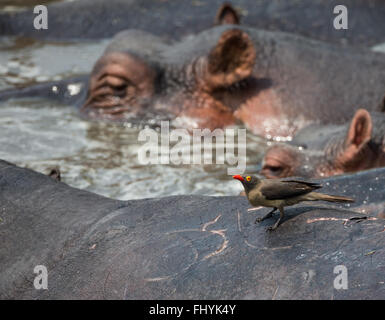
[307,192,354,203]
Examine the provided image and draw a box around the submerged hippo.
[2,19,385,137]
[2,0,385,47]
[80,23,385,137]
[0,159,384,299]
[261,109,385,179]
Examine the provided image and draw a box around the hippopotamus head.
[80,3,385,136]
[81,25,257,129]
[261,109,385,178]
[80,4,259,129]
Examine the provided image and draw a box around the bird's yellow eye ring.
[246,176,251,182]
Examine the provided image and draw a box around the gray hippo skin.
[262,109,385,179]
[0,159,384,299]
[1,0,385,46]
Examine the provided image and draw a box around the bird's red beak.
[232,175,244,182]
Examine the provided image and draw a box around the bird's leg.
[255,207,277,224]
[267,206,285,232]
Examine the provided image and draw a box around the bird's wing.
[283,180,322,189]
[261,180,321,200]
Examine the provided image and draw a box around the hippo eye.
[265,165,283,173]
[112,83,129,97]
[261,164,285,178]
[114,83,128,91]
[246,176,251,181]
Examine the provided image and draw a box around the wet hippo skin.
[0,159,384,299]
[1,0,385,47]
[81,25,385,137]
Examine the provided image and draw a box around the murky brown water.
[0,36,267,200]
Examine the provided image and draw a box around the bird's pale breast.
[247,188,284,208]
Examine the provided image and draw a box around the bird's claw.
[255,217,263,224]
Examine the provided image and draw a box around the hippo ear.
[201,29,255,90]
[215,3,240,25]
[346,109,372,148]
[338,109,372,167]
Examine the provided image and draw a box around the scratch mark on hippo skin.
[202,214,221,231]
[237,210,242,232]
[272,284,279,300]
[144,276,172,282]
[103,270,112,300]
[144,215,228,282]
[244,239,292,251]
[244,239,259,250]
[307,217,378,224]
[307,217,349,224]
[102,250,125,299]
[167,215,228,260]
[268,245,293,250]
[190,214,229,260]
[247,206,263,212]
[143,246,199,283]
[203,228,228,260]
[239,210,293,251]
